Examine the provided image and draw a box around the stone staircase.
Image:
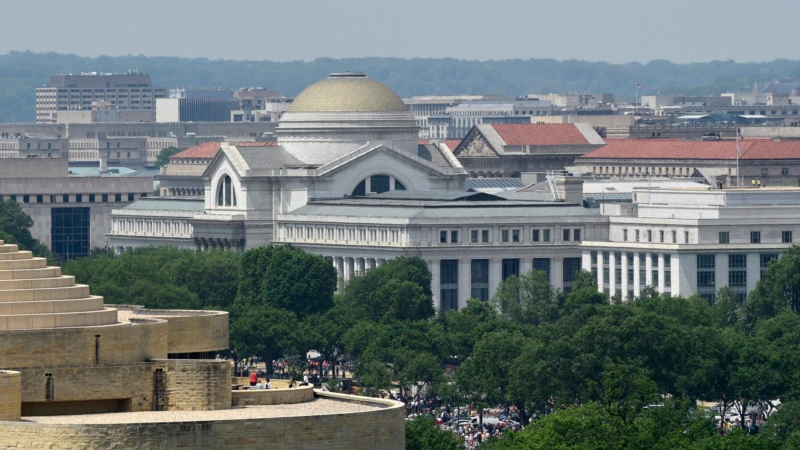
[0,240,117,330]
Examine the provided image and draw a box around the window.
[440,260,459,311]
[62,194,69,203]
[23,195,29,203]
[761,168,768,177]
[782,168,789,176]
[88,194,95,203]
[50,195,55,203]
[502,259,519,280]
[471,230,479,243]
[664,255,672,288]
[76,194,82,203]
[532,229,540,242]
[719,231,730,244]
[394,179,406,191]
[647,230,652,243]
[672,230,677,243]
[216,175,237,207]
[659,230,664,243]
[574,229,581,241]
[761,253,778,280]
[501,230,510,243]
[450,230,459,243]
[512,229,520,243]
[635,230,640,242]
[470,260,490,301]
[533,258,551,282]
[115,193,121,202]
[36,195,43,203]
[127,193,134,202]
[623,229,628,241]
[563,229,570,241]
[352,180,366,196]
[685,231,690,243]
[542,229,551,242]
[697,254,716,304]
[370,175,390,194]
[783,231,793,243]
[697,271,716,288]
[481,230,489,243]
[102,194,108,202]
[51,207,90,261]
[440,230,448,243]
[750,231,761,244]
[562,258,582,294]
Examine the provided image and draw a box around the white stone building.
[581,188,798,303]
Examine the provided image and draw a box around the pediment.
[454,131,500,158]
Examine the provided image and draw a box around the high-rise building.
[35,72,166,124]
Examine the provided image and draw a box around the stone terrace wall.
[160,359,231,411]
[0,370,21,421]
[0,392,405,450]
[231,384,314,406]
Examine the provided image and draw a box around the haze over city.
[2,0,799,63]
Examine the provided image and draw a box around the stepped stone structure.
[0,239,405,449]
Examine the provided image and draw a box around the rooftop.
[580,139,800,160]
[287,73,408,113]
[170,141,278,160]
[490,123,599,146]
[121,198,205,212]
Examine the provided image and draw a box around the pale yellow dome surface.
[287,73,408,113]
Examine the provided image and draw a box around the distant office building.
[640,96,732,109]
[156,98,241,122]
[0,158,152,260]
[36,72,166,124]
[169,87,234,99]
[527,93,615,108]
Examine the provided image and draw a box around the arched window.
[351,174,408,197]
[216,175,237,207]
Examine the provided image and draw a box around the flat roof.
[121,198,205,212]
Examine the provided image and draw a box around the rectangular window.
[532,229,540,242]
[89,194,95,203]
[563,229,570,241]
[782,168,789,176]
[623,229,628,241]
[76,194,83,203]
[751,231,761,244]
[471,230,479,243]
[502,259,520,280]
[647,230,653,242]
[783,231,793,243]
[470,259,490,301]
[562,258,582,294]
[719,231,730,244]
[761,168,768,177]
[697,271,716,288]
[127,193,134,202]
[440,230,447,243]
[761,253,778,280]
[482,230,489,243]
[574,229,581,241]
[543,229,551,242]
[659,230,664,243]
[450,230,459,243]
[509,229,518,243]
[501,230,510,243]
[635,230,640,242]
[62,194,69,203]
[697,254,716,269]
[440,260,459,311]
[685,231,690,243]
[533,258,551,282]
[729,254,746,268]
[729,270,747,288]
[51,207,90,260]
[102,194,108,202]
[115,193,121,202]
[672,230,677,243]
[36,195,43,203]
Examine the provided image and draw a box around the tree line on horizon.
[4,51,800,122]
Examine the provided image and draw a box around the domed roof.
[287,72,408,113]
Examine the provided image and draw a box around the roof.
[465,178,522,193]
[121,198,205,212]
[367,190,500,201]
[579,139,800,161]
[287,73,407,113]
[170,142,220,160]
[444,139,462,151]
[237,145,305,170]
[489,123,600,146]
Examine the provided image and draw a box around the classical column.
[377,258,386,267]
[344,257,354,281]
[366,258,375,270]
[356,257,365,276]
[459,259,471,308]
[645,253,653,287]
[621,252,629,301]
[430,259,441,311]
[608,252,617,296]
[552,258,564,291]
[597,251,605,294]
[520,258,532,277]
[657,253,666,293]
[489,259,502,300]
[633,252,641,298]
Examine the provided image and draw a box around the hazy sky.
[3,0,799,63]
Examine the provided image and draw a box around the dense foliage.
[60,244,800,449]
[154,147,182,168]
[5,51,800,121]
[0,199,55,262]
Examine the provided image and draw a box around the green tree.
[154,146,183,168]
[492,269,560,325]
[0,199,55,261]
[339,257,433,322]
[237,245,336,318]
[229,306,302,374]
[405,417,461,450]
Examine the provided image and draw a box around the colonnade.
[329,256,387,289]
[194,237,245,252]
[166,188,203,197]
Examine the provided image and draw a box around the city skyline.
[2,0,799,64]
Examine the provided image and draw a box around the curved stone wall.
[112,306,229,354]
[231,384,314,406]
[0,370,21,421]
[0,392,405,449]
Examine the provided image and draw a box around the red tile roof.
[580,139,800,160]
[170,141,220,160]
[445,139,462,151]
[491,124,591,146]
[169,141,277,160]
[418,139,430,145]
